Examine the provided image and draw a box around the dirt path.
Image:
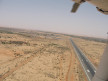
[0,47,46,81]
[0,54,36,81]
[65,39,75,81]
[65,50,73,81]
[0,56,24,67]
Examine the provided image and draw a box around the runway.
[70,38,96,81]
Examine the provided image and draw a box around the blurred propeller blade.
[71,3,80,13]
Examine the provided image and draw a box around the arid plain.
[0,27,106,81]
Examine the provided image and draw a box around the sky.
[0,0,108,38]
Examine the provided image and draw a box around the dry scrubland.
[72,38,106,67]
[0,28,86,81]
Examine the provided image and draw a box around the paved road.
[70,39,96,81]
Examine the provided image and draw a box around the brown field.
[72,37,106,67]
[0,28,87,81]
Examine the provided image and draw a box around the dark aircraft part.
[71,3,80,13]
[71,0,108,14]
[92,44,108,81]
[96,7,108,15]
[71,0,85,13]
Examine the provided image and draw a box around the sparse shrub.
[24,51,32,54]
[44,73,56,79]
[48,43,58,46]
[14,53,21,57]
[0,40,30,45]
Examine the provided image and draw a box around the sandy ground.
[72,38,106,67]
[0,29,87,81]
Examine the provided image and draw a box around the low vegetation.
[0,27,87,81]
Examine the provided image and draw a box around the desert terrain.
[0,27,87,81]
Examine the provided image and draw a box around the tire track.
[65,39,75,81]
[0,56,22,66]
[0,46,47,81]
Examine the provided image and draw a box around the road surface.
[70,38,96,81]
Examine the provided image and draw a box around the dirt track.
[0,46,46,81]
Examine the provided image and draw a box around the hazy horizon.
[0,26,107,39]
[0,0,108,38]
